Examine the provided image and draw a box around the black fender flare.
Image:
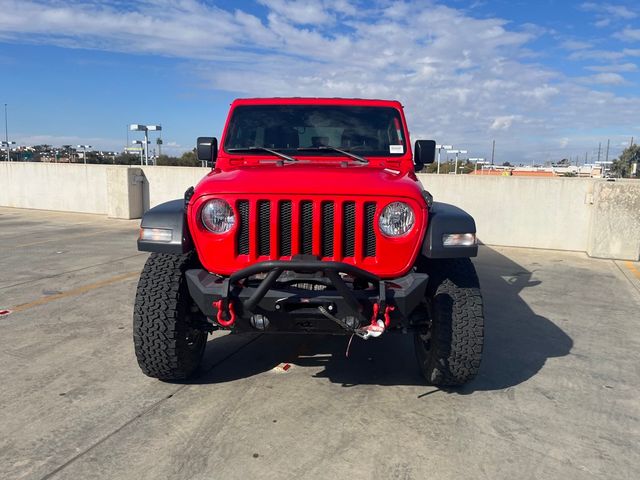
[421,202,478,258]
[137,198,193,254]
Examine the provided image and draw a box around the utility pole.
[4,104,8,162]
[491,139,495,165]
[605,139,610,163]
[631,137,634,147]
[597,142,601,163]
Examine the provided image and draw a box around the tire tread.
[416,257,484,386]
[133,253,205,380]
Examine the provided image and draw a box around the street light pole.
[130,124,161,166]
[469,158,485,174]
[2,141,15,162]
[77,145,91,164]
[447,150,467,175]
[132,140,145,165]
[144,130,149,166]
[4,104,8,162]
[436,144,452,174]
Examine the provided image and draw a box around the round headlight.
[379,201,415,237]
[201,199,235,234]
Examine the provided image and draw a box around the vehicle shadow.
[193,246,573,393]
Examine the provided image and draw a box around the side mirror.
[414,140,436,172]
[196,137,218,166]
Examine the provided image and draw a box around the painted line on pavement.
[0,253,146,292]
[625,261,640,281]
[13,229,131,248]
[11,271,140,313]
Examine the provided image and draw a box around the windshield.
[224,105,407,157]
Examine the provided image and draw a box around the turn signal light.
[442,233,476,247]
[140,228,173,242]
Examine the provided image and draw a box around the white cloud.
[560,40,593,50]
[586,62,637,72]
[257,0,336,25]
[568,49,626,61]
[614,27,640,42]
[585,72,626,85]
[580,2,637,25]
[602,4,636,19]
[490,115,522,131]
[0,1,638,162]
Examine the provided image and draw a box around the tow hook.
[212,299,236,327]
[355,303,395,340]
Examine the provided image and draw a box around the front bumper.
[185,260,428,334]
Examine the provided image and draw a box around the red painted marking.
[0,309,12,317]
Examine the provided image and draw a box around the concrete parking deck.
[1,206,639,480]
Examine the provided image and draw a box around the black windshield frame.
[223,105,407,157]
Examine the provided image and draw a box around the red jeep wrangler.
[134,98,483,386]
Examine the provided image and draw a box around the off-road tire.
[414,257,484,386]
[133,253,207,380]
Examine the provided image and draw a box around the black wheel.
[133,253,207,380]
[414,257,484,386]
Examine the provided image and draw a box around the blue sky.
[0,0,639,163]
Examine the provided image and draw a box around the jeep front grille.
[236,198,377,261]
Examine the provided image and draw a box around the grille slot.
[279,201,292,256]
[237,200,249,255]
[300,201,313,255]
[257,200,270,256]
[364,202,376,257]
[342,201,356,257]
[321,202,334,257]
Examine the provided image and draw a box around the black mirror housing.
[197,137,218,166]
[414,140,436,171]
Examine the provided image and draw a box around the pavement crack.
[37,334,262,480]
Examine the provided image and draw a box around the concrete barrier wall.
[0,162,111,214]
[139,166,209,209]
[416,174,595,252]
[1,162,639,260]
[587,180,640,260]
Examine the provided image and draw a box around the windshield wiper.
[296,146,368,164]
[227,147,298,163]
